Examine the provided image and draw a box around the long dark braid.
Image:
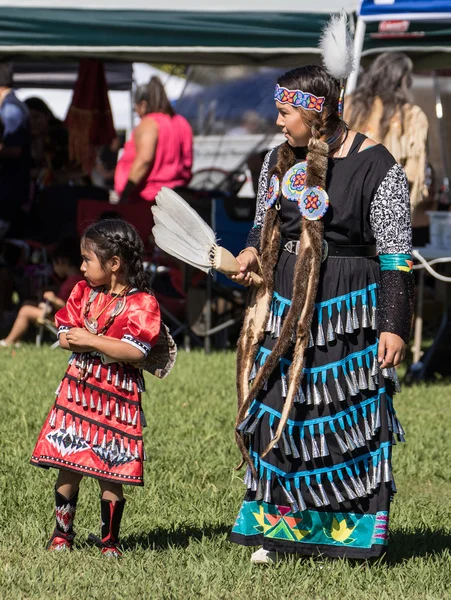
[82,219,153,294]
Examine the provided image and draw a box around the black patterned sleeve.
[369,163,415,343]
[245,149,274,251]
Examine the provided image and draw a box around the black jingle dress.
[230,134,414,559]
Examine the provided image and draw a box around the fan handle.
[213,246,262,287]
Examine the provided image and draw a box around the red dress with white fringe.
[31,280,161,486]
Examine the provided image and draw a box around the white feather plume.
[151,187,217,274]
[319,11,354,81]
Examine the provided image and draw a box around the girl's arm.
[370,163,414,368]
[62,329,144,363]
[232,149,274,285]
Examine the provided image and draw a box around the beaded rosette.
[265,174,280,209]
[281,162,308,202]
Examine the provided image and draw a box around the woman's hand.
[378,332,406,369]
[231,249,258,286]
[43,291,56,302]
[66,328,96,351]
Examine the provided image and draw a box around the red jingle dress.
[31,280,161,486]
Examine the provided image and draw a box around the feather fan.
[151,187,262,286]
[319,10,354,81]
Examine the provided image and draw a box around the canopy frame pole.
[346,17,366,95]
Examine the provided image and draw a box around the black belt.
[282,240,377,259]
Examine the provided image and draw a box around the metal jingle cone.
[121,405,127,422]
[49,409,57,428]
[308,330,314,348]
[334,431,348,454]
[75,386,81,405]
[312,383,322,406]
[114,368,120,387]
[107,365,112,383]
[308,485,323,508]
[67,383,73,401]
[371,306,377,330]
[320,433,329,457]
[95,363,102,381]
[327,319,335,342]
[105,398,111,418]
[318,482,330,506]
[255,478,264,502]
[85,424,91,443]
[352,306,359,330]
[335,313,344,335]
[311,435,320,459]
[87,360,94,376]
[281,374,288,397]
[115,400,120,419]
[358,367,368,390]
[282,431,292,456]
[334,378,346,402]
[323,383,332,404]
[78,422,83,440]
[350,369,359,393]
[93,428,99,446]
[82,391,88,409]
[127,407,132,425]
[295,487,307,512]
[306,384,312,405]
[97,395,103,414]
[282,486,299,514]
[345,309,354,334]
[132,409,138,427]
[101,431,107,450]
[61,414,67,431]
[263,478,272,504]
[289,434,301,459]
[368,370,377,391]
[362,304,370,328]
[300,438,310,462]
[90,391,96,410]
[330,479,345,503]
[316,323,326,347]
[344,430,357,452]
[342,479,357,501]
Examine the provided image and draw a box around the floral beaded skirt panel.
[31,354,147,486]
[230,252,405,559]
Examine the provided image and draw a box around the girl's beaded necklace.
[83,285,130,335]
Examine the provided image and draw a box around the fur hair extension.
[235,207,281,475]
[319,11,354,82]
[262,137,328,457]
[236,134,328,464]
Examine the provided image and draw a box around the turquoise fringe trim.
[266,283,379,343]
[250,441,392,480]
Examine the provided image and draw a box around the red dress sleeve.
[55,280,88,334]
[121,293,161,357]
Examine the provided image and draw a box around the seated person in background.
[0,238,82,347]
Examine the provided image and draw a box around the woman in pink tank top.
[115,77,193,204]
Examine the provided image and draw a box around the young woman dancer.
[31,219,164,556]
[230,15,413,563]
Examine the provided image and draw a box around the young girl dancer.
[230,15,414,563]
[31,219,165,556]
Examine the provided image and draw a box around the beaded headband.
[274,84,325,113]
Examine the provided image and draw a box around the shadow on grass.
[121,524,231,551]
[388,527,451,563]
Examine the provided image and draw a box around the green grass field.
[0,346,450,600]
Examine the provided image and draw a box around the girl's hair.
[272,65,342,179]
[134,76,175,117]
[346,52,413,140]
[81,219,152,293]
